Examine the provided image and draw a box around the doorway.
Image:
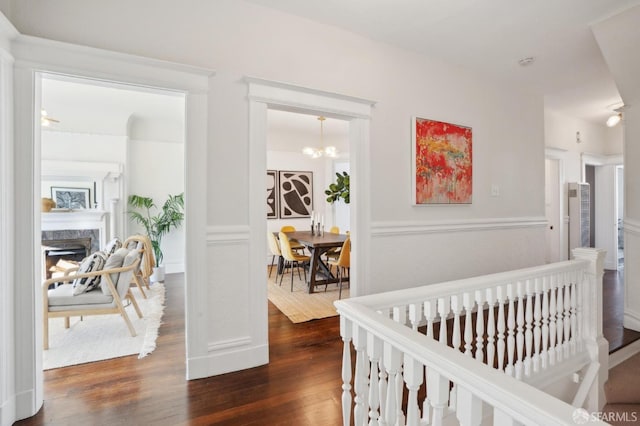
[265,109,351,321]
[38,73,187,368]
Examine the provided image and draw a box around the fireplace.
[41,229,99,280]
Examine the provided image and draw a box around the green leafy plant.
[127,193,184,265]
[325,171,350,204]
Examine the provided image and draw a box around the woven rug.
[267,266,349,323]
[43,283,165,370]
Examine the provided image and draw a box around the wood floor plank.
[15,269,638,425]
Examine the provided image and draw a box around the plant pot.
[151,265,165,283]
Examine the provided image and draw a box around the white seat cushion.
[48,284,114,309]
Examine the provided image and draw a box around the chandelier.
[302,116,337,158]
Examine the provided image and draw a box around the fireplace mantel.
[42,210,110,248]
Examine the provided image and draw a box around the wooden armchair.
[43,249,142,350]
[123,235,155,298]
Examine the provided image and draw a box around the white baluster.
[515,281,525,380]
[393,305,407,327]
[409,303,422,332]
[506,284,516,377]
[556,278,564,362]
[383,343,402,426]
[575,269,584,353]
[422,300,437,424]
[541,276,550,369]
[475,290,485,362]
[379,353,388,426]
[424,299,436,339]
[524,280,533,377]
[533,277,542,373]
[438,297,450,345]
[451,295,462,352]
[427,369,449,426]
[404,355,424,426]
[496,286,506,372]
[354,326,369,426]
[486,288,496,368]
[564,280,571,358]
[340,316,353,426]
[570,280,578,355]
[463,292,474,357]
[367,334,382,426]
[456,385,482,426]
[548,275,557,366]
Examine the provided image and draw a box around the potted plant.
[325,171,350,204]
[127,193,184,282]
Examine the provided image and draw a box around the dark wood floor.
[16,269,639,425]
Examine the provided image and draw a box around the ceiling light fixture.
[606,112,622,127]
[302,116,337,159]
[41,109,60,127]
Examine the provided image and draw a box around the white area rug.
[43,283,165,370]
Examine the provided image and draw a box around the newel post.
[572,247,608,411]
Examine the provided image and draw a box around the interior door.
[545,159,561,263]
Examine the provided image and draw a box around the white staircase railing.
[335,248,609,425]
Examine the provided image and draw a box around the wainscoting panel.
[190,226,268,377]
[624,219,640,331]
[368,217,547,295]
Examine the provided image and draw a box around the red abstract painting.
[414,117,472,204]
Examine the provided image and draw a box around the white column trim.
[11,34,213,420]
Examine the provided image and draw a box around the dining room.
[266,109,351,323]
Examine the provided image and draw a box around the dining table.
[281,230,348,294]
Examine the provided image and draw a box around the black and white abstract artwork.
[278,171,313,218]
[267,170,278,219]
[51,187,91,209]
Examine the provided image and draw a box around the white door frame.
[545,148,567,262]
[11,34,211,419]
[246,77,376,308]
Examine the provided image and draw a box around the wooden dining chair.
[327,237,350,299]
[278,232,311,292]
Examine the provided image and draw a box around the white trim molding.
[372,216,547,237]
[206,225,251,244]
[10,31,213,421]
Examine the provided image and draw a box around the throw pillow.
[103,237,123,257]
[101,247,130,295]
[72,251,108,296]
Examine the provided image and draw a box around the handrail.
[335,249,608,425]
[349,259,588,312]
[335,299,607,425]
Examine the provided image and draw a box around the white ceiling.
[41,74,185,139]
[248,0,640,125]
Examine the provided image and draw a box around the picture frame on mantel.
[51,186,91,210]
[412,116,473,205]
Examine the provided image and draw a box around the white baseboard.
[186,343,268,380]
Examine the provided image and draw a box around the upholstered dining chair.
[267,231,284,280]
[324,226,341,263]
[280,225,305,252]
[278,232,311,292]
[327,237,350,299]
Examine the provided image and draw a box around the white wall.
[127,139,185,272]
[8,0,552,385]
